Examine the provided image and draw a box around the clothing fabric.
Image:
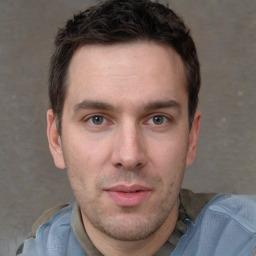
[172,193,256,256]
[17,190,256,256]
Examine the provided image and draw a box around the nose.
[111,122,148,170]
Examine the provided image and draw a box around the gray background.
[0,0,255,255]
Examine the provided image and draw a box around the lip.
[104,184,151,207]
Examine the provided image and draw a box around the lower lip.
[106,191,151,207]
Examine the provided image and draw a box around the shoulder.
[27,204,70,239]
[199,194,256,255]
[17,204,72,255]
[206,193,256,231]
[173,193,256,255]
[180,189,256,229]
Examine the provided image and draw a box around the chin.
[90,211,170,241]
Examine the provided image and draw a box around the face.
[47,42,200,241]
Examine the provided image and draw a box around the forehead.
[65,42,187,108]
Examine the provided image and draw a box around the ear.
[186,111,201,167]
[46,109,66,169]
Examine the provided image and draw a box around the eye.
[88,115,106,125]
[148,115,168,125]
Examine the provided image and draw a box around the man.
[18,0,256,255]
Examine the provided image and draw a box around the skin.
[47,42,201,256]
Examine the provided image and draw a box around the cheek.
[150,135,189,165]
[63,140,98,204]
[148,137,188,185]
[62,134,112,181]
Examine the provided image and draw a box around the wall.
[0,1,255,255]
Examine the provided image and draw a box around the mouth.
[104,184,152,207]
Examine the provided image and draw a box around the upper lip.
[105,184,151,193]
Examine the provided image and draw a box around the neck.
[82,202,179,256]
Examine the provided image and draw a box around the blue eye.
[148,115,167,125]
[88,116,106,125]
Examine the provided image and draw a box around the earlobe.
[46,109,66,169]
[186,111,201,167]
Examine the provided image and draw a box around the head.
[47,0,201,249]
[49,0,200,134]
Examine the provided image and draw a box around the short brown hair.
[49,0,200,133]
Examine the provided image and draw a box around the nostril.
[116,163,122,168]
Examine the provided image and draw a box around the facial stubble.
[77,170,180,241]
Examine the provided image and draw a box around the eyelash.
[84,115,109,126]
[83,113,171,127]
[146,115,169,125]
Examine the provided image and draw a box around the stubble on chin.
[79,173,178,242]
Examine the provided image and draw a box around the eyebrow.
[73,100,115,113]
[142,100,181,113]
[73,99,181,113]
